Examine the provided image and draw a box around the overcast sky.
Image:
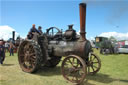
[0,0,128,40]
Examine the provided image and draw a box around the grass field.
[0,49,128,85]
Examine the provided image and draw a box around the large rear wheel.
[18,40,43,73]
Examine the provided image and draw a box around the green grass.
[0,50,128,85]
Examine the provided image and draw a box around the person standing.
[5,42,9,52]
[0,40,5,64]
[9,42,15,56]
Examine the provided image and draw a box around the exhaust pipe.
[79,3,86,41]
[68,24,73,29]
[12,31,15,41]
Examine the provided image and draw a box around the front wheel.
[61,55,87,84]
[87,53,101,75]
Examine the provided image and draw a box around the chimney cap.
[68,24,74,26]
[79,3,86,6]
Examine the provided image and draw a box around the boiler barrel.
[49,40,91,58]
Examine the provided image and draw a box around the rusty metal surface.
[61,55,87,84]
[51,40,91,58]
[74,40,91,58]
[64,25,76,41]
[64,30,74,40]
[74,41,86,58]
[79,3,86,41]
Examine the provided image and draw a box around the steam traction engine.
[18,3,101,84]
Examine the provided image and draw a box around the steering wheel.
[46,27,61,37]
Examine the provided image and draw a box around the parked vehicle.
[95,37,114,54]
[116,41,128,53]
[117,47,128,53]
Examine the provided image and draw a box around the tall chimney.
[79,3,86,41]
[12,31,15,41]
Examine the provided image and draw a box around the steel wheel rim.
[87,53,101,74]
[61,55,86,84]
[18,41,37,72]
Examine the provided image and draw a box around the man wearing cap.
[30,24,39,33]
[28,24,39,39]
